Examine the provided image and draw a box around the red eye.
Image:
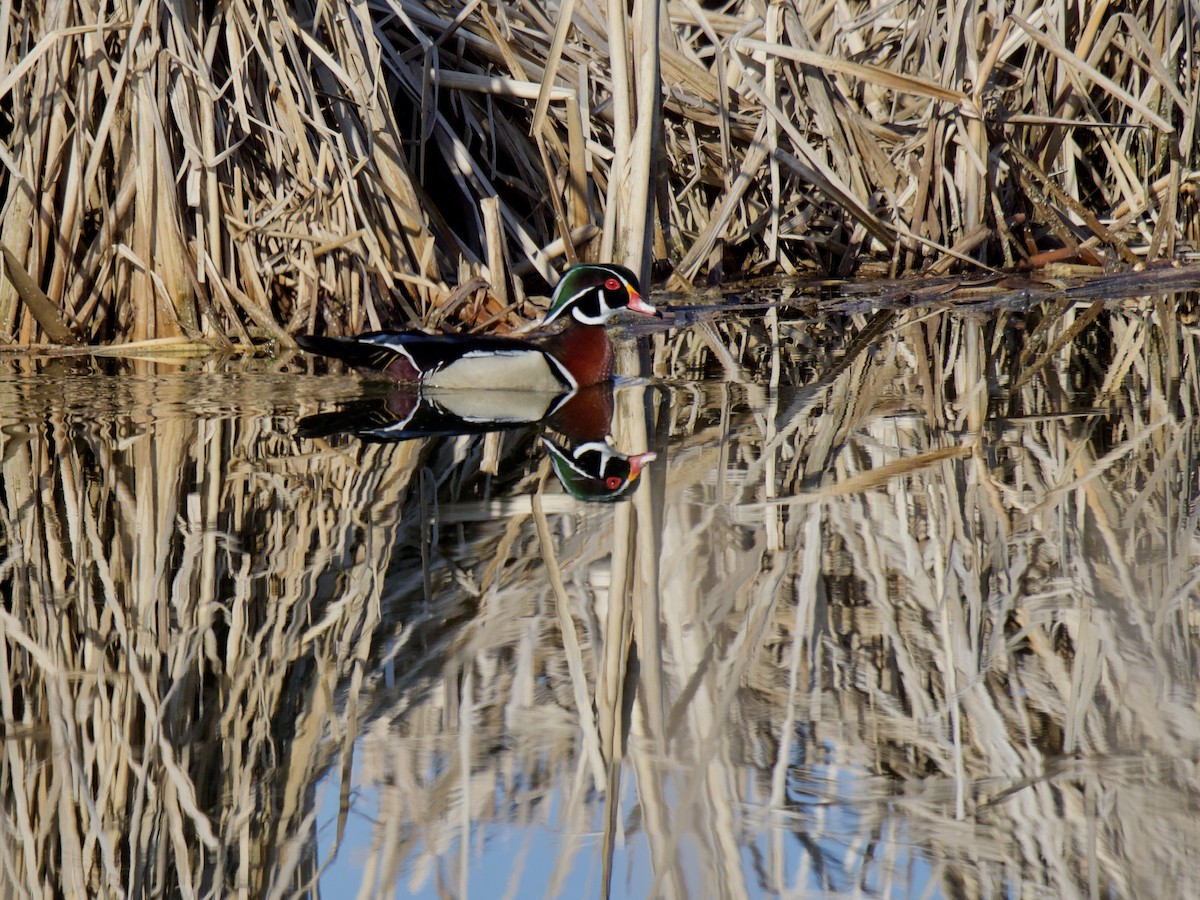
[604,278,621,291]
[605,475,623,490]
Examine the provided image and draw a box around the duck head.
[542,263,661,327]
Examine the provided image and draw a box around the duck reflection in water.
[296,382,656,503]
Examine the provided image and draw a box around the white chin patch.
[425,350,566,392]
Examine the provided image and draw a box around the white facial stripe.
[572,441,620,467]
[545,266,635,326]
[594,271,639,320]
[544,283,601,326]
[554,450,591,479]
[554,441,623,480]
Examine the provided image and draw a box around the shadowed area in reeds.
[0,2,1197,344]
[3,281,1200,896]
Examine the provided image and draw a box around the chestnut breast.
[541,324,613,387]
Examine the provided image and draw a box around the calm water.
[4,274,1200,898]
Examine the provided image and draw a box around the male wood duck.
[296,263,659,390]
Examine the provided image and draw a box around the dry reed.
[0,2,1196,345]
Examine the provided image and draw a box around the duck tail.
[295,333,419,380]
[295,334,370,364]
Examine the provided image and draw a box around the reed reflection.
[3,288,1200,899]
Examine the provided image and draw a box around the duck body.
[296,320,612,391]
[296,264,657,390]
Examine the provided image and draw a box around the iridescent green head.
[541,437,657,503]
[542,263,659,327]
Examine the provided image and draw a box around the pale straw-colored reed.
[0,2,1195,345]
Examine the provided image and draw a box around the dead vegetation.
[4,282,1200,894]
[0,1,1196,345]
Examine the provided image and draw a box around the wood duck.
[296,264,659,390]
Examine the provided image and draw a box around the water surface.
[3,275,1200,898]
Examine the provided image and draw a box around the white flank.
[431,389,561,423]
[425,350,567,392]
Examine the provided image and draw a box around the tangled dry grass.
[0,1,1196,345]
